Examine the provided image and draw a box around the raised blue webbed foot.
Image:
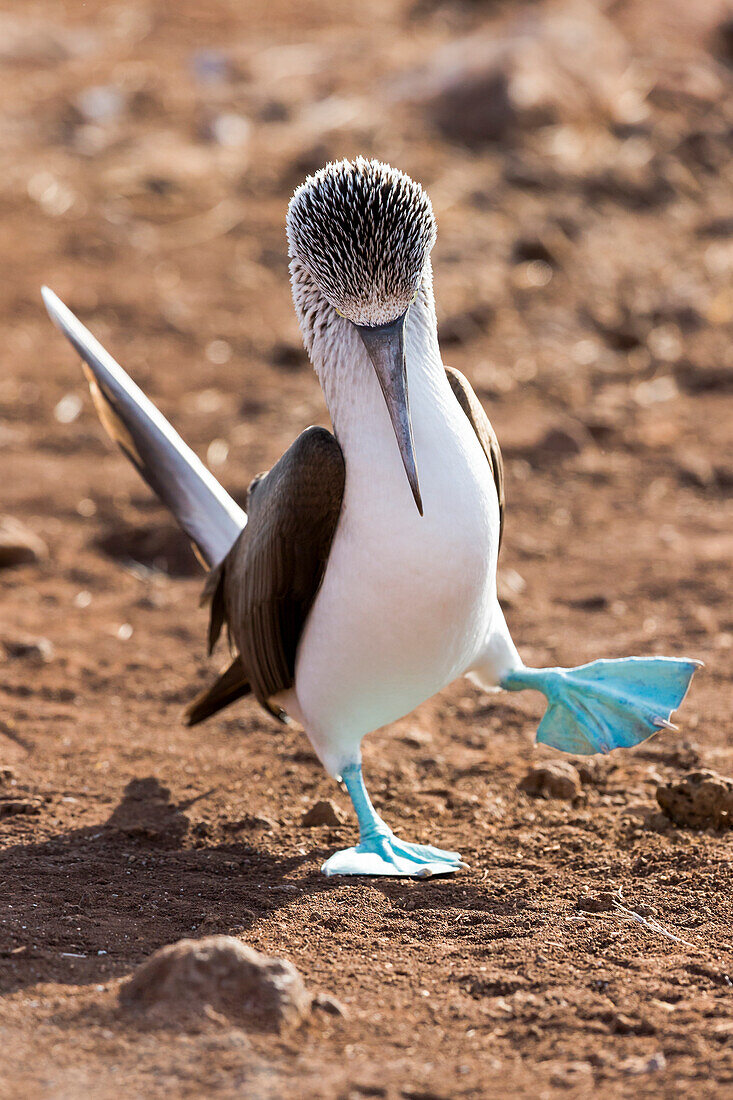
[322,833,467,878]
[321,761,468,878]
[502,656,701,755]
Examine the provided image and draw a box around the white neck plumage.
[291,262,449,469]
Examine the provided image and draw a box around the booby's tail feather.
[502,657,701,755]
[42,287,247,568]
[183,657,251,726]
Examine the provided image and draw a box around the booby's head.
[287,158,437,515]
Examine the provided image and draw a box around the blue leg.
[501,656,701,755]
[321,763,467,878]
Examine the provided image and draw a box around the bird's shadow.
[0,775,514,995]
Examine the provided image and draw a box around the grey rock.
[119,936,313,1031]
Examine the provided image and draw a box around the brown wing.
[184,656,249,727]
[192,426,345,723]
[445,366,505,549]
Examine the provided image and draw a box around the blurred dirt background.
[1,0,733,1096]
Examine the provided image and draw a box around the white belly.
[290,348,501,774]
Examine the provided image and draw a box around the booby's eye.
[334,306,345,318]
[410,288,419,305]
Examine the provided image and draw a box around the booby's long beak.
[355,312,423,516]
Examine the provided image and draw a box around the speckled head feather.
[287,158,436,327]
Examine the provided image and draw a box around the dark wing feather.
[201,559,227,656]
[445,366,505,549]
[205,426,345,719]
[184,657,250,727]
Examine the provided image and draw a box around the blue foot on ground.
[321,833,468,877]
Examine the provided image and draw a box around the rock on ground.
[0,517,48,569]
[2,636,54,663]
[656,771,733,829]
[301,799,345,827]
[119,936,314,1030]
[575,891,616,913]
[395,1,647,146]
[518,761,582,801]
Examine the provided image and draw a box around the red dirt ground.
[2,0,732,1096]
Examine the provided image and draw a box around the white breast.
[288,302,502,774]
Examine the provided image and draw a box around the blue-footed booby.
[42,157,700,878]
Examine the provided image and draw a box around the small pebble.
[190,49,232,86]
[518,761,581,801]
[207,439,229,467]
[0,517,48,569]
[54,393,83,424]
[497,567,526,607]
[301,799,345,827]
[75,85,124,123]
[2,636,54,663]
[575,891,615,913]
[0,800,42,817]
